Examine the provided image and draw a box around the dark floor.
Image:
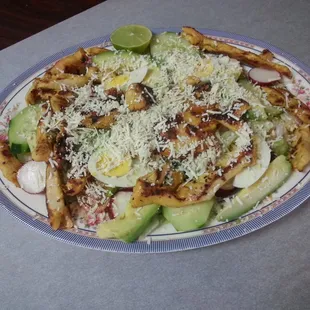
[0,0,105,50]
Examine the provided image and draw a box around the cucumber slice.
[97,203,160,243]
[163,199,215,231]
[8,105,42,155]
[150,32,198,60]
[217,155,292,222]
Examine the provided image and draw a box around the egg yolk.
[96,155,132,177]
[194,59,214,79]
[104,74,129,90]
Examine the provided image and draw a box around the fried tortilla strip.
[291,125,310,171]
[159,121,219,158]
[50,92,74,112]
[131,148,253,208]
[154,166,185,191]
[86,66,103,83]
[216,118,244,132]
[63,177,87,196]
[35,72,89,92]
[53,129,68,169]
[230,99,251,118]
[183,110,202,127]
[26,74,88,105]
[181,27,292,78]
[31,120,53,162]
[50,73,90,88]
[0,141,22,187]
[262,86,285,106]
[25,85,38,105]
[27,62,98,106]
[49,48,87,75]
[183,105,219,130]
[26,85,57,105]
[81,111,118,129]
[46,163,73,230]
[260,49,274,61]
[186,101,249,131]
[125,83,155,111]
[288,103,310,124]
[33,77,62,92]
[263,86,310,124]
[85,47,109,56]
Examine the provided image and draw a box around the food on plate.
[217,155,292,221]
[290,125,310,172]
[262,86,310,124]
[97,202,160,243]
[31,120,53,162]
[233,136,271,188]
[46,164,73,230]
[17,161,47,194]
[248,68,281,85]
[181,27,292,77]
[62,176,87,196]
[1,25,309,242]
[8,104,42,155]
[162,199,215,231]
[0,141,22,187]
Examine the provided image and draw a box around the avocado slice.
[163,199,215,231]
[217,155,292,222]
[93,50,141,68]
[97,203,160,243]
[150,32,199,60]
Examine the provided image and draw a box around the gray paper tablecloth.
[1,1,310,309]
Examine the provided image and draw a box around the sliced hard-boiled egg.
[103,66,149,91]
[95,153,132,177]
[127,66,148,85]
[88,149,148,187]
[233,137,271,188]
[104,74,130,90]
[193,58,214,81]
[143,66,162,88]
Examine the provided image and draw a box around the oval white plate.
[1,28,310,253]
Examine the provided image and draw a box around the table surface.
[1,1,309,309]
[1,0,105,50]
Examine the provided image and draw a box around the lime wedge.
[110,25,152,54]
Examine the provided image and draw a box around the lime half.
[110,25,152,54]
